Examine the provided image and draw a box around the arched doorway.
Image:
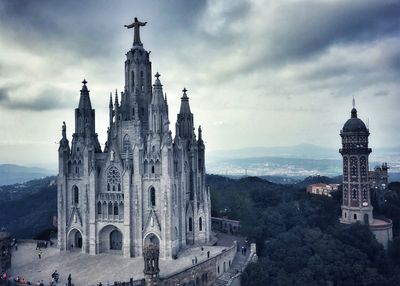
[67,229,83,251]
[144,233,160,247]
[98,225,123,254]
[75,231,82,248]
[110,229,122,250]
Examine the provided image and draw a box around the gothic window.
[123,135,131,153]
[118,184,121,192]
[151,165,155,174]
[351,188,357,199]
[354,214,357,220]
[107,183,110,191]
[107,166,121,192]
[73,186,79,204]
[114,202,119,216]
[343,186,348,199]
[108,202,113,215]
[189,217,193,232]
[362,188,367,200]
[343,157,348,178]
[350,157,357,177]
[199,217,203,231]
[132,108,135,117]
[131,70,135,89]
[153,114,156,132]
[150,187,156,207]
[97,202,102,215]
[360,156,367,177]
[119,202,124,218]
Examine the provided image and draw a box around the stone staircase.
[214,250,250,285]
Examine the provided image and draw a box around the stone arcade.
[57,18,211,259]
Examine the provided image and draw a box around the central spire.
[124,17,147,46]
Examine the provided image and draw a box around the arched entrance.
[110,229,122,250]
[75,231,82,248]
[67,229,83,251]
[98,225,123,254]
[144,233,160,247]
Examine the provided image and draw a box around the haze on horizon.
[0,0,399,169]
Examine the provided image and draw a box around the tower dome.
[342,107,368,133]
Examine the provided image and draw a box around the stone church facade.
[57,19,211,259]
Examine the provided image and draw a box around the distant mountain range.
[0,164,54,185]
[207,143,400,160]
[206,144,400,181]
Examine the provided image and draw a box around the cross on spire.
[82,79,87,85]
[182,87,187,94]
[155,72,160,79]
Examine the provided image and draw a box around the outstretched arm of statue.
[124,23,134,29]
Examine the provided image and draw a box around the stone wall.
[159,243,237,286]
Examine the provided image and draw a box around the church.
[57,18,211,259]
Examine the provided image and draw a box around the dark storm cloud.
[0,0,207,60]
[374,91,389,97]
[0,85,72,111]
[193,1,400,78]
[268,1,400,62]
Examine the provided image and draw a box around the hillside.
[0,164,53,185]
[0,177,57,238]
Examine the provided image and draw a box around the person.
[52,270,59,283]
[2,272,7,280]
[207,251,210,258]
[191,257,195,265]
[195,256,198,264]
[38,250,42,259]
[67,274,72,286]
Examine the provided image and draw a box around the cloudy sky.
[0,0,399,169]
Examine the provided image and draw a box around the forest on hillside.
[207,175,400,286]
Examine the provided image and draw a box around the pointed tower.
[339,99,373,224]
[176,88,195,140]
[149,72,169,135]
[71,79,101,153]
[122,18,152,136]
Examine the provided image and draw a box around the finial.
[82,79,87,86]
[62,121,66,139]
[164,92,167,102]
[155,72,160,79]
[182,87,187,94]
[352,96,355,109]
[115,89,119,106]
[109,92,113,107]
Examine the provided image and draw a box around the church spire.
[78,79,92,111]
[176,88,194,139]
[179,88,191,114]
